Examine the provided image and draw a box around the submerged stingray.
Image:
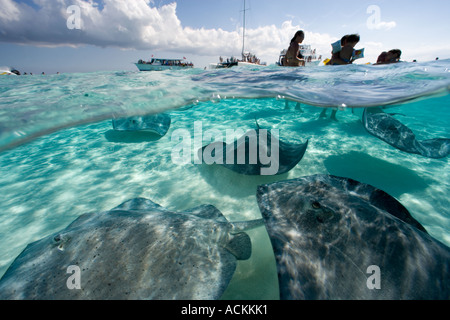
[112,113,171,137]
[0,198,263,300]
[199,123,308,176]
[257,175,450,300]
[363,109,450,159]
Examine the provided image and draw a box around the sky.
[0,0,449,73]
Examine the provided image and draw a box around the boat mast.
[241,0,248,59]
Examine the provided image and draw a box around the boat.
[209,57,239,69]
[237,52,267,67]
[135,58,193,72]
[0,66,20,75]
[210,54,267,69]
[210,0,266,69]
[277,45,323,67]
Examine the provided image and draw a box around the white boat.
[210,0,266,69]
[237,53,267,67]
[135,58,194,72]
[277,45,323,67]
[210,55,267,69]
[209,57,239,69]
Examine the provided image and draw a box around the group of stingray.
[112,105,450,164]
[0,108,449,300]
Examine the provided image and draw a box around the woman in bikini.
[284,30,306,67]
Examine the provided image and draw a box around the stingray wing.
[0,200,252,300]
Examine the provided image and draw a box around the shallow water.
[0,61,449,299]
[1,61,449,152]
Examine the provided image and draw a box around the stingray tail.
[230,219,265,233]
[254,117,261,130]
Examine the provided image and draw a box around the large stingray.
[0,198,263,300]
[199,123,308,176]
[363,108,450,159]
[112,113,171,137]
[257,175,450,300]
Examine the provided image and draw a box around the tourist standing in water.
[327,34,360,66]
[284,30,305,67]
[375,49,402,65]
[326,35,349,65]
[321,34,360,120]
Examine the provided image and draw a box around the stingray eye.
[311,201,321,209]
[53,234,66,250]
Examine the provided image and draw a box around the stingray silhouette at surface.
[112,113,171,137]
[257,175,450,300]
[199,122,309,176]
[0,198,263,300]
[363,108,450,159]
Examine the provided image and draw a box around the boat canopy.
[135,58,194,71]
[138,58,186,64]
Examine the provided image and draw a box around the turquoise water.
[0,61,449,299]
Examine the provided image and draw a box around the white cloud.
[239,20,335,63]
[358,41,385,64]
[401,43,450,62]
[372,21,397,31]
[0,0,241,53]
[0,0,336,62]
[0,0,21,22]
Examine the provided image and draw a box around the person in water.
[375,49,402,65]
[321,35,360,120]
[319,107,339,121]
[327,34,360,66]
[326,35,349,65]
[284,30,305,67]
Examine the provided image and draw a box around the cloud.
[0,0,239,53]
[0,0,335,61]
[0,0,21,22]
[372,21,397,31]
[221,20,335,63]
[402,43,450,61]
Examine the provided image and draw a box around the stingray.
[112,113,171,137]
[199,122,308,176]
[0,198,263,300]
[363,108,450,159]
[257,175,450,300]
